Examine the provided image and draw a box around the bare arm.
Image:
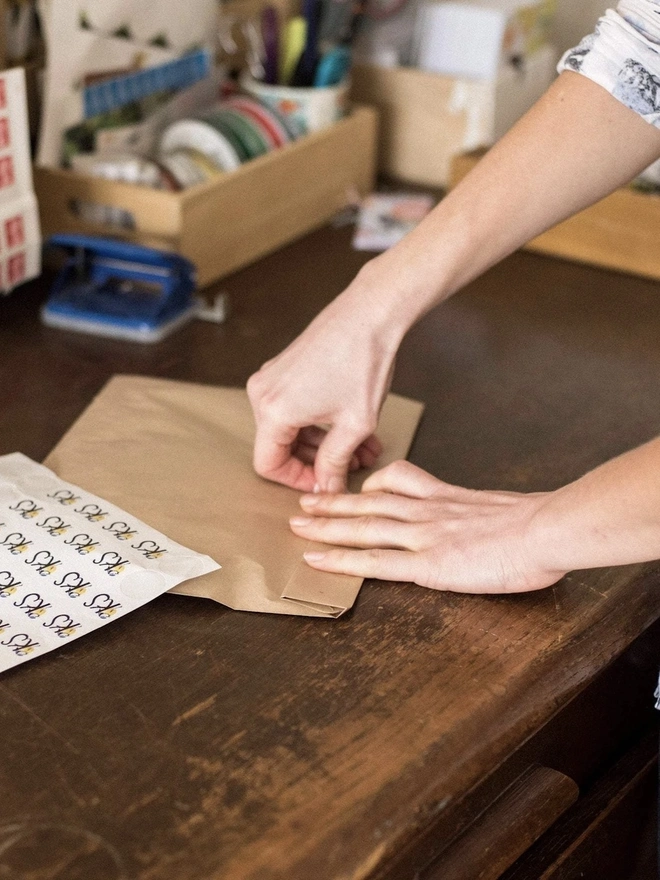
[248,71,660,492]
[373,71,660,326]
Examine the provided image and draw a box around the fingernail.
[290,516,313,527]
[327,477,344,494]
[301,494,320,508]
[313,483,320,494]
[304,551,325,562]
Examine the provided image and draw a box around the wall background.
[554,0,608,52]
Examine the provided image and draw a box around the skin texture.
[291,439,660,593]
[247,71,660,592]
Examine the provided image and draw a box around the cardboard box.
[350,44,557,187]
[451,149,660,281]
[412,0,556,81]
[33,106,378,288]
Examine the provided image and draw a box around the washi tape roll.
[158,150,209,189]
[184,148,227,182]
[159,120,242,172]
[203,108,268,161]
[253,96,303,141]
[222,96,291,149]
[220,107,271,158]
[152,159,184,191]
[160,148,227,189]
[200,111,251,163]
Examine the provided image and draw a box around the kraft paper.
[45,375,423,617]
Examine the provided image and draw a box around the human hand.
[289,460,566,594]
[247,275,404,493]
[288,426,383,475]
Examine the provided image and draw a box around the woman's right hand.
[247,267,404,493]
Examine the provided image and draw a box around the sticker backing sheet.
[0,453,220,673]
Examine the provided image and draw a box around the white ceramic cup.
[239,73,350,136]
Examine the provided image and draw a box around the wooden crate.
[451,149,660,281]
[34,106,378,287]
[350,47,557,188]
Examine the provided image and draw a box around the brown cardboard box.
[0,0,44,139]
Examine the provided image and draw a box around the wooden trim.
[450,149,660,282]
[422,766,579,880]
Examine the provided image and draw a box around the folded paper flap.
[45,375,423,617]
[282,559,360,609]
[170,555,338,617]
[280,393,424,607]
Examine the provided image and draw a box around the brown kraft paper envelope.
[44,375,424,618]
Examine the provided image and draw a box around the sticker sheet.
[0,453,220,674]
[0,68,41,292]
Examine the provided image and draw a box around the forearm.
[248,14,660,493]
[533,436,660,574]
[350,70,660,336]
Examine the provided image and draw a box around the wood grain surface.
[1,225,660,880]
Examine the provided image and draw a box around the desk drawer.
[501,729,657,880]
[381,620,660,880]
[421,765,579,880]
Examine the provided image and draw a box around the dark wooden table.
[0,226,658,880]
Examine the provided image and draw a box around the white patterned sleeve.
[557,1,660,127]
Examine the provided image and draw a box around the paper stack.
[413,0,556,81]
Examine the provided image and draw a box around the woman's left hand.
[290,460,566,594]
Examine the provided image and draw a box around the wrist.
[341,252,450,342]
[525,481,607,577]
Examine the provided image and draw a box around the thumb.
[314,425,367,494]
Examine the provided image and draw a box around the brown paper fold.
[44,376,423,617]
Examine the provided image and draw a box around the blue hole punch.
[41,235,199,343]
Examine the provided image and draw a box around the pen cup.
[239,73,350,136]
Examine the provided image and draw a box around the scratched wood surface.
[1,227,660,880]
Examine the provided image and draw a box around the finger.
[290,513,420,550]
[361,433,383,457]
[299,489,421,521]
[295,425,327,448]
[362,461,443,499]
[294,426,376,471]
[292,443,320,466]
[295,426,363,471]
[294,443,360,471]
[253,422,316,491]
[362,460,477,503]
[314,424,372,494]
[355,434,383,468]
[302,546,415,582]
[354,442,380,470]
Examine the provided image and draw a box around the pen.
[291,0,323,86]
[280,16,307,84]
